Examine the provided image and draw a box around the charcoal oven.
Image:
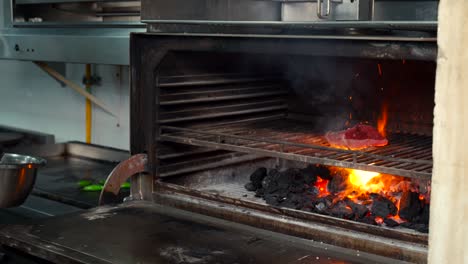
[127,17,437,262]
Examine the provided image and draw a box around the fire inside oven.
[131,35,435,261]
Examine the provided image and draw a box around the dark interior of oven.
[151,50,435,235]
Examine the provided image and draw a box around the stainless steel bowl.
[0,153,46,208]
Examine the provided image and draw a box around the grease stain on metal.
[81,206,114,221]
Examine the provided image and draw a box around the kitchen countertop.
[0,201,407,264]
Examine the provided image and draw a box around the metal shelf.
[159,119,433,179]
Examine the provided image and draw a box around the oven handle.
[99,153,148,206]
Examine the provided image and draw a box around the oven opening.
[154,50,435,238]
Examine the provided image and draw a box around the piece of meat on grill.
[325,124,388,150]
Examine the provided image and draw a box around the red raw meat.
[325,124,388,150]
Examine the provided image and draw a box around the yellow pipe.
[85,64,92,144]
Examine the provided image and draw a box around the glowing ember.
[314,176,330,197]
[375,216,384,225]
[377,63,383,76]
[348,169,380,187]
[377,104,388,138]
[244,165,431,232]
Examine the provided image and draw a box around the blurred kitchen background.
[0,1,145,150]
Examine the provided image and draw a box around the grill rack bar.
[159,119,433,179]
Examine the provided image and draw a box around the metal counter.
[0,201,406,264]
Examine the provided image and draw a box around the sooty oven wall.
[156,51,436,135]
[150,49,436,188]
[285,57,436,135]
[131,34,437,180]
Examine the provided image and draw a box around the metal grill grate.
[160,119,432,179]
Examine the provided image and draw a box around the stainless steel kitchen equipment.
[0,153,46,208]
[0,0,441,263]
[141,0,438,23]
[0,1,145,64]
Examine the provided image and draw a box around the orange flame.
[348,169,380,187]
[347,169,383,195]
[377,104,388,138]
[307,167,429,226]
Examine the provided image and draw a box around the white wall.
[0,60,130,150]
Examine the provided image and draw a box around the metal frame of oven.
[130,32,436,262]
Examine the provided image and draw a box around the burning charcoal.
[277,168,307,190]
[267,168,281,178]
[418,204,430,225]
[371,195,397,218]
[357,216,376,225]
[315,202,327,213]
[261,172,279,194]
[264,194,280,206]
[306,187,319,196]
[284,193,304,209]
[410,178,431,194]
[345,199,369,219]
[412,203,430,225]
[413,224,429,233]
[284,168,304,182]
[400,222,412,228]
[315,165,332,180]
[244,182,257,192]
[276,188,289,200]
[384,218,399,227]
[299,164,332,181]
[330,201,354,219]
[265,183,279,194]
[374,217,384,225]
[254,188,264,197]
[399,191,422,222]
[276,171,291,188]
[250,167,267,189]
[302,196,315,210]
[289,183,306,193]
[328,171,348,194]
[299,165,318,184]
[314,196,333,213]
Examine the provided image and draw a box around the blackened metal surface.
[13,142,130,209]
[157,181,428,243]
[130,33,164,199]
[147,23,438,41]
[32,157,124,209]
[153,189,427,263]
[130,32,437,199]
[0,195,82,224]
[0,202,405,264]
[134,33,437,61]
